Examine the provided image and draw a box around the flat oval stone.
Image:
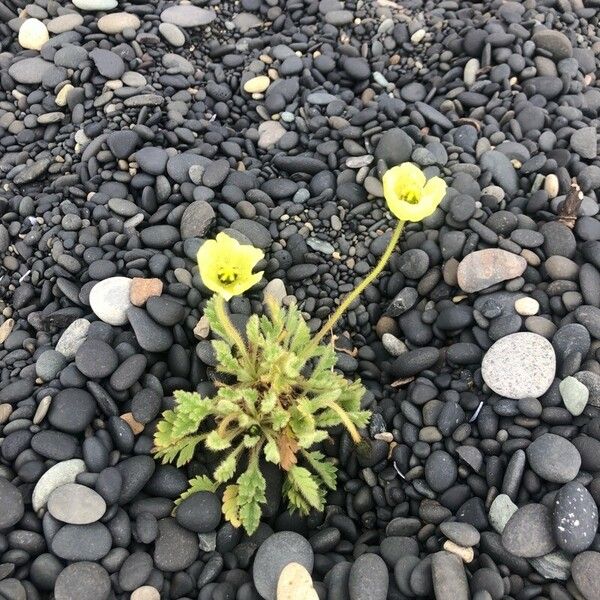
[0,477,24,529]
[153,518,199,572]
[552,482,598,553]
[48,388,96,433]
[126,307,173,353]
[253,532,314,600]
[51,523,112,561]
[89,48,125,79]
[526,433,581,483]
[98,12,141,34]
[431,551,469,600]
[32,459,86,511]
[47,13,84,33]
[572,551,600,600]
[175,491,221,533]
[75,339,118,379]
[501,504,555,558]
[457,249,527,293]
[160,5,216,27]
[73,0,117,9]
[8,57,54,85]
[348,553,389,600]
[481,332,556,399]
[48,483,106,524]
[159,22,185,46]
[488,493,518,533]
[54,562,111,600]
[89,277,132,326]
[244,76,271,94]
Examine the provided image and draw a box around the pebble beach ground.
[2,0,600,598]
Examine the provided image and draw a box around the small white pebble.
[514,297,539,316]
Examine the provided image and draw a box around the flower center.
[400,185,421,204]
[217,265,238,284]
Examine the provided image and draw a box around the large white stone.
[73,0,118,10]
[18,18,49,51]
[89,276,132,325]
[481,332,556,399]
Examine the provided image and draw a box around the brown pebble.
[130,278,163,306]
[376,315,398,338]
[443,257,459,286]
[121,413,144,435]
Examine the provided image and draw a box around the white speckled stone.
[481,332,556,399]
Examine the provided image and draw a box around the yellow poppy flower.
[197,232,264,300]
[382,162,447,222]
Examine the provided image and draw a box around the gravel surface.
[2,0,600,598]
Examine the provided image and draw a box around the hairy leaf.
[214,451,238,482]
[264,438,280,464]
[302,450,337,490]
[236,459,267,534]
[222,485,242,528]
[286,465,324,512]
[206,430,233,451]
[176,475,218,504]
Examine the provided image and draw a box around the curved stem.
[309,219,405,351]
[214,295,250,364]
[325,401,362,445]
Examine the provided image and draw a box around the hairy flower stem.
[325,401,362,444]
[308,220,405,352]
[214,295,250,364]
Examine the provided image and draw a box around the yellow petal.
[421,176,447,207]
[395,162,426,189]
[197,238,218,275]
[382,166,402,203]
[228,270,264,297]
[237,245,265,271]
[387,197,435,222]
